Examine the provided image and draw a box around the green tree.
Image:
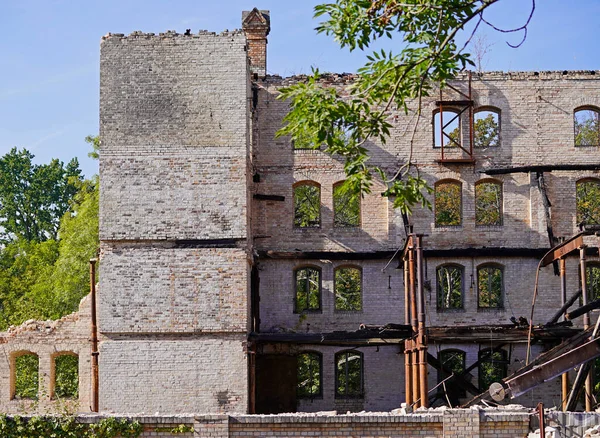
[0,148,82,243]
[277,0,533,212]
[575,109,599,146]
[577,179,600,226]
[294,183,321,227]
[474,112,500,148]
[435,181,461,226]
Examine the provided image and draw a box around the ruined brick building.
[1,8,599,417]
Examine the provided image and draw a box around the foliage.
[477,265,502,308]
[154,424,195,434]
[85,135,101,159]
[335,351,362,397]
[277,0,530,213]
[297,352,322,397]
[587,264,600,301]
[437,265,462,309]
[435,181,461,226]
[576,180,600,226]
[475,181,502,226]
[0,138,99,330]
[333,181,360,227]
[334,267,362,311]
[574,109,599,146]
[14,354,39,400]
[474,111,500,148]
[0,148,82,243]
[294,183,321,227]
[295,268,321,312]
[0,415,142,438]
[54,355,79,399]
[478,350,508,391]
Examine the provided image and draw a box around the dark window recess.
[335,350,363,398]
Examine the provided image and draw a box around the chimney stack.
[242,8,270,78]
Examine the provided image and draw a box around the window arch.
[293,181,321,228]
[11,351,39,400]
[574,107,600,147]
[438,349,466,399]
[435,180,462,226]
[52,352,79,399]
[477,264,503,309]
[297,351,322,398]
[475,179,503,226]
[334,266,362,311]
[433,110,461,148]
[335,350,364,398]
[294,266,321,313]
[576,178,600,226]
[474,107,500,148]
[333,181,360,227]
[478,348,508,391]
[437,264,464,310]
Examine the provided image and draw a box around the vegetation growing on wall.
[0,415,143,438]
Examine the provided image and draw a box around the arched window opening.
[434,110,461,148]
[477,265,503,309]
[53,353,79,399]
[577,179,600,227]
[478,349,508,392]
[293,181,321,228]
[334,267,362,311]
[335,350,363,398]
[12,352,39,400]
[475,180,503,226]
[438,349,467,400]
[333,181,360,228]
[474,109,500,148]
[294,267,321,313]
[435,180,462,227]
[437,264,463,310]
[574,107,600,146]
[297,352,322,398]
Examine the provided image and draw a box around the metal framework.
[436,71,475,164]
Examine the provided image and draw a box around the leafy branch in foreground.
[277,0,534,214]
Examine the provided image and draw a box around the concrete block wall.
[99,30,251,414]
[0,296,92,414]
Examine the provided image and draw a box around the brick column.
[242,8,270,77]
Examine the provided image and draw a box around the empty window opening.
[574,108,600,146]
[586,263,600,302]
[334,267,362,311]
[333,181,360,227]
[335,350,363,398]
[475,180,503,226]
[478,349,508,392]
[435,180,462,226]
[297,352,322,398]
[478,265,503,309]
[474,110,500,148]
[434,110,461,148]
[13,352,39,400]
[293,182,321,228]
[438,349,466,398]
[295,267,321,313]
[437,264,463,310]
[576,179,600,226]
[53,353,79,399]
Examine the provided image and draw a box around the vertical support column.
[416,235,428,408]
[404,258,413,407]
[560,257,569,411]
[408,239,420,407]
[580,246,593,412]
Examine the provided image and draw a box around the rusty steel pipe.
[90,258,99,413]
[416,235,428,408]
[560,257,569,410]
[408,240,420,407]
[580,246,594,411]
[404,258,413,407]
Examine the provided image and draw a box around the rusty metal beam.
[427,353,480,397]
[540,236,584,267]
[565,297,600,321]
[546,289,582,326]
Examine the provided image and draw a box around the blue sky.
[0,0,598,177]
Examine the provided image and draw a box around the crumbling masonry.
[0,8,599,420]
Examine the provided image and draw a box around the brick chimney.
[242,8,270,78]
